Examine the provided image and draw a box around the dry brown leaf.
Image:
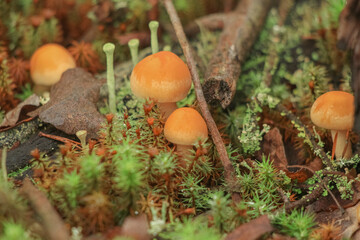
[308,182,360,239]
[260,127,288,171]
[340,203,360,239]
[260,127,324,183]
[28,68,105,139]
[0,94,40,128]
[225,215,274,240]
[121,214,150,240]
[105,215,150,240]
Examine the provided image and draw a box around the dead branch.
[284,177,328,212]
[288,165,344,213]
[183,12,227,36]
[163,0,241,203]
[224,0,235,13]
[203,0,275,108]
[20,178,70,240]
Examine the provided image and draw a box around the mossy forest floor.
[0,0,359,239]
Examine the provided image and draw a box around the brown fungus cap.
[164,107,208,145]
[130,51,191,102]
[310,91,354,131]
[30,43,76,86]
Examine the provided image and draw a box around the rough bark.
[183,12,227,36]
[203,0,275,108]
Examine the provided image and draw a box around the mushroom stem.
[33,84,51,96]
[158,102,177,119]
[330,129,352,159]
[128,38,139,67]
[176,144,192,167]
[103,43,116,114]
[149,21,159,54]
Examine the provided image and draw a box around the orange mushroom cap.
[310,91,354,130]
[30,43,76,86]
[130,51,192,102]
[164,107,208,145]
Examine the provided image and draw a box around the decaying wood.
[224,0,234,13]
[0,118,41,149]
[283,177,329,213]
[5,124,76,174]
[163,0,241,203]
[337,0,360,134]
[183,12,227,37]
[21,178,70,240]
[288,165,344,213]
[203,0,275,108]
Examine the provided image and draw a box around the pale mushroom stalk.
[103,43,116,114]
[331,130,352,159]
[33,84,50,96]
[1,147,8,185]
[149,21,159,54]
[157,102,178,119]
[128,39,139,67]
[176,144,192,159]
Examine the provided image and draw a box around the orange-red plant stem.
[38,132,82,149]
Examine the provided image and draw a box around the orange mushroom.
[310,91,354,160]
[130,51,192,119]
[30,43,76,94]
[164,107,208,158]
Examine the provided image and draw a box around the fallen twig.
[288,165,344,213]
[277,188,289,204]
[283,177,329,212]
[20,178,70,240]
[163,0,241,203]
[39,131,82,149]
[224,0,234,13]
[183,12,227,37]
[203,0,275,108]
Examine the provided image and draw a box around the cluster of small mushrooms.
[28,21,355,162]
[29,21,209,160]
[130,50,208,158]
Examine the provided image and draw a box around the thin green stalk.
[128,38,140,66]
[149,21,159,54]
[1,147,7,184]
[163,45,172,52]
[103,43,116,113]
